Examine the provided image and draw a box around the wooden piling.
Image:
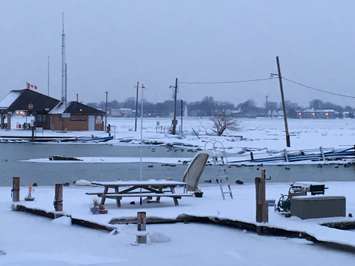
[136,211,147,244]
[31,126,35,142]
[54,184,63,212]
[12,176,20,202]
[255,170,268,224]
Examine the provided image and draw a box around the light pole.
[139,83,145,205]
[105,91,108,130]
[139,83,145,181]
[169,78,178,135]
[135,81,139,132]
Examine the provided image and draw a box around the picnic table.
[87,180,192,207]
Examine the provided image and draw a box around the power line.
[282,77,355,99]
[180,74,355,99]
[180,77,275,85]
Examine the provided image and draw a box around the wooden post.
[260,169,268,223]
[7,113,11,129]
[54,184,63,212]
[0,114,5,128]
[255,170,268,223]
[250,152,254,161]
[31,126,35,142]
[12,177,20,202]
[136,211,147,244]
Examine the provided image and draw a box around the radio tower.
[61,12,67,106]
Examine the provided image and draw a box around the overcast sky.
[1,0,355,106]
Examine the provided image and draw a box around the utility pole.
[180,99,184,135]
[276,56,291,147]
[76,93,79,102]
[171,78,178,135]
[61,12,66,106]
[47,56,50,96]
[105,91,108,130]
[65,63,68,106]
[135,81,139,132]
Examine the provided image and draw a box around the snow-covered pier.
[5,182,355,254]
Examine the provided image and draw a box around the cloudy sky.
[1,0,355,106]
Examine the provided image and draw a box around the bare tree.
[211,112,237,136]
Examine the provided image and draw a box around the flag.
[26,82,38,90]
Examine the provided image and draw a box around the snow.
[51,215,72,226]
[1,117,355,264]
[10,117,355,165]
[2,212,355,266]
[0,91,20,109]
[105,117,355,154]
[24,156,192,164]
[3,117,355,159]
[5,182,355,247]
[23,156,354,166]
[91,180,186,186]
[49,101,67,114]
[1,182,355,265]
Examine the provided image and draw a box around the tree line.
[88,97,355,118]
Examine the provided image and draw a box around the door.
[88,115,95,131]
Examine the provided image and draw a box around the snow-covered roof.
[49,102,67,114]
[49,101,105,115]
[0,91,21,109]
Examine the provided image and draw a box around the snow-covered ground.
[23,156,192,164]
[3,117,355,154]
[2,117,355,163]
[2,117,355,265]
[108,117,355,153]
[0,182,355,266]
[2,208,355,266]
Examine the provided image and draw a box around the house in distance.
[49,101,105,131]
[0,84,105,131]
[0,87,59,129]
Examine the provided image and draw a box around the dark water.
[0,143,354,186]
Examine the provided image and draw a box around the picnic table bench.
[87,180,192,207]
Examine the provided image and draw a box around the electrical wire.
[180,75,355,99]
[282,77,355,99]
[180,77,275,85]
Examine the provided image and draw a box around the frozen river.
[0,117,354,185]
[0,142,354,186]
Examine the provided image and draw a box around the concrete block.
[290,196,346,219]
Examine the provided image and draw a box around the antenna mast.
[61,12,67,106]
[47,56,50,96]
